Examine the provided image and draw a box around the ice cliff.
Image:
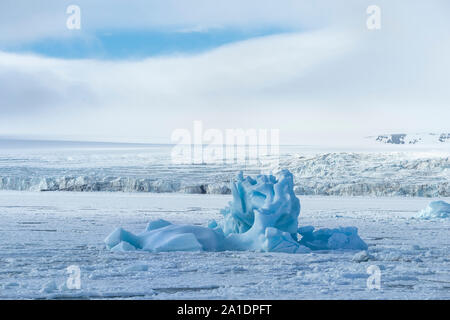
[277,152,450,197]
[105,170,367,253]
[2,152,448,197]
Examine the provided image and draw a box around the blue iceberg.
[298,226,368,251]
[105,170,367,253]
[418,200,450,219]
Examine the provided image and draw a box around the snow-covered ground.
[0,191,448,299]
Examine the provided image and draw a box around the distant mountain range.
[369,133,450,145]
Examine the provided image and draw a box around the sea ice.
[105,170,367,253]
[418,200,450,219]
[352,250,373,263]
[40,280,57,293]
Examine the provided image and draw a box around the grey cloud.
[0,1,449,141]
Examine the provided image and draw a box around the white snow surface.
[0,191,449,299]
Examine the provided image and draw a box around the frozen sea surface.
[0,191,449,299]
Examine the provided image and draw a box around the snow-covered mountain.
[370,133,450,145]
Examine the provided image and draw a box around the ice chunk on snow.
[145,219,172,231]
[111,241,136,252]
[142,231,203,252]
[106,224,226,252]
[124,264,148,272]
[40,280,57,293]
[298,226,368,251]
[418,200,450,219]
[105,170,367,254]
[352,250,373,262]
[3,282,19,289]
[105,228,141,249]
[263,227,310,253]
[142,225,225,252]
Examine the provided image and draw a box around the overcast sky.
[0,0,449,144]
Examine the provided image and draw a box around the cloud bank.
[0,1,449,144]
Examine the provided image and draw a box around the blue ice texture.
[418,200,450,219]
[105,170,367,253]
